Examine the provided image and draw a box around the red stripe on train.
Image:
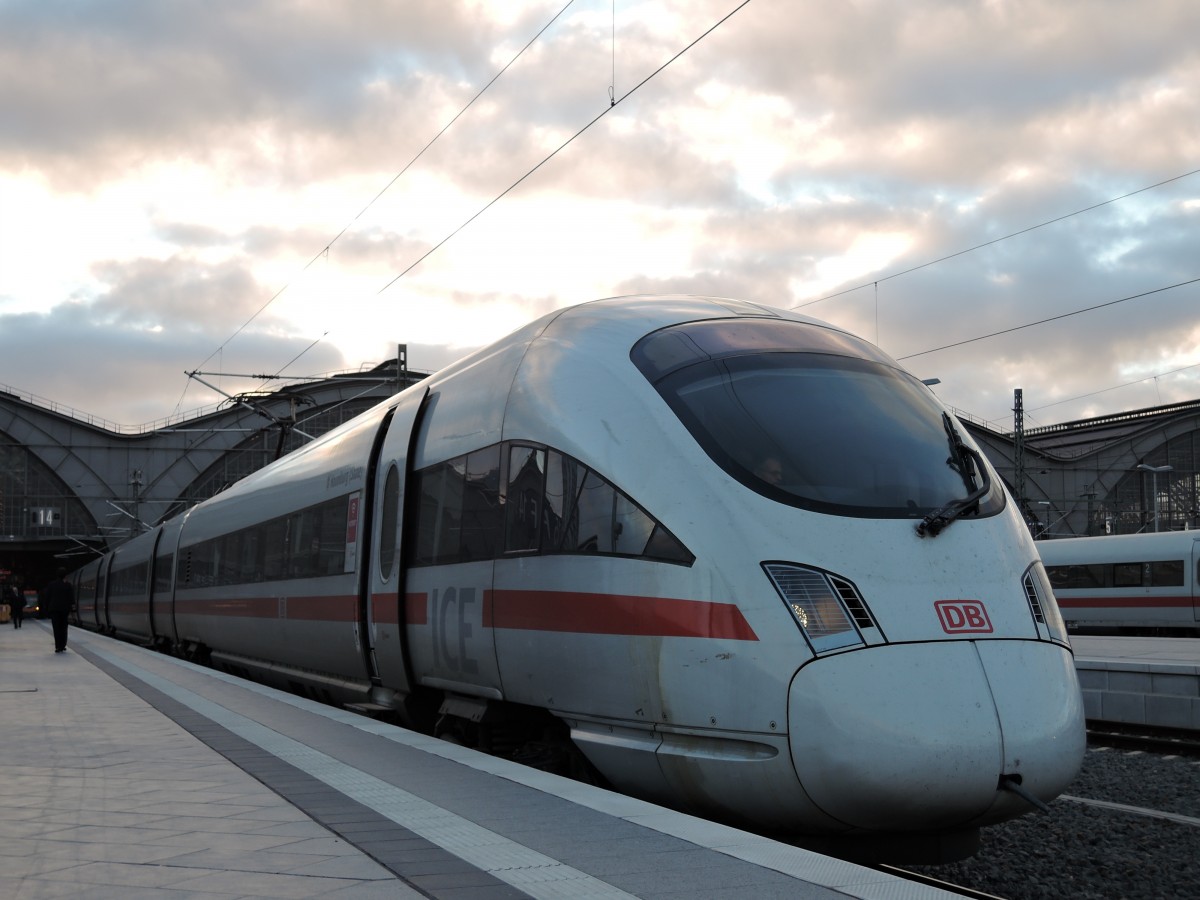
[482,589,759,640]
[1056,595,1194,609]
[166,588,758,640]
[178,595,358,621]
[404,593,428,625]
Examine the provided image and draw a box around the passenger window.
[407,441,692,567]
[219,533,241,584]
[613,494,654,555]
[154,552,174,593]
[192,542,214,587]
[290,511,316,579]
[462,446,501,561]
[643,526,694,564]
[545,454,586,551]
[506,446,545,552]
[264,519,289,580]
[411,467,437,565]
[318,498,347,574]
[431,461,466,565]
[543,451,568,549]
[235,535,252,584]
[1112,562,1143,587]
[575,472,616,553]
[1150,559,1184,587]
[1051,564,1106,590]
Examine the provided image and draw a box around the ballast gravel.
[907,746,1200,899]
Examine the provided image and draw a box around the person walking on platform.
[5,577,26,628]
[42,568,74,653]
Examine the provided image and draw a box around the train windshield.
[632,319,1005,519]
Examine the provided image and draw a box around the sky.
[1,0,1198,432]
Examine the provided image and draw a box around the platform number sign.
[32,507,61,527]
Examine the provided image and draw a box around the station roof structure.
[958,398,1200,539]
[0,360,426,587]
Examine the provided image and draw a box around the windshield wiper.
[916,413,992,538]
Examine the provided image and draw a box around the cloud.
[1,0,1198,430]
[0,304,317,425]
[0,251,349,424]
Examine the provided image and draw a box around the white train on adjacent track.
[69,296,1085,862]
[1038,530,1200,636]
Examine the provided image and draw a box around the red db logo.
[935,600,993,634]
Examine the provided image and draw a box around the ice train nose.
[788,640,1084,831]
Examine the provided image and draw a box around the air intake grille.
[1022,561,1069,644]
[830,575,874,629]
[1022,571,1046,624]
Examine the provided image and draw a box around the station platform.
[1071,635,1200,731]
[0,622,957,899]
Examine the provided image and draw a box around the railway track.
[875,864,1006,898]
[791,727,1200,899]
[1086,720,1200,758]
[903,742,1200,899]
[1057,792,1200,828]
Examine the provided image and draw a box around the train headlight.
[763,563,871,653]
[1022,561,1070,646]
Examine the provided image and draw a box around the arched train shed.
[0,361,426,588]
[959,399,1200,540]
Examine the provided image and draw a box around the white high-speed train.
[71,296,1085,862]
[1039,530,1200,635]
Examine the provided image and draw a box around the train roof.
[1038,530,1200,559]
[415,293,874,396]
[538,293,843,337]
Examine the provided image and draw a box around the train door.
[149,512,187,647]
[1193,538,1200,626]
[144,529,164,641]
[365,387,428,695]
[71,562,98,628]
[95,556,112,632]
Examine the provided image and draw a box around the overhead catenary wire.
[896,276,1200,362]
[185,0,580,391]
[317,0,580,262]
[177,0,754,436]
[804,165,1200,423]
[182,4,1191,432]
[1026,361,1200,417]
[376,0,755,297]
[262,331,330,385]
[184,0,753,420]
[609,0,616,106]
[792,166,1200,312]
